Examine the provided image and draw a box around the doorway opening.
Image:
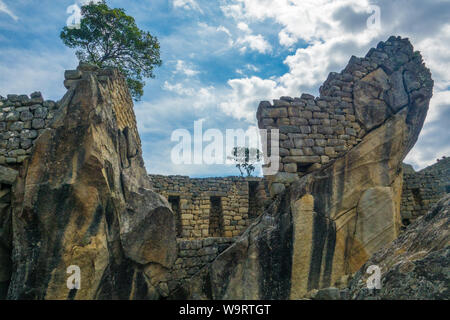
[168,196,182,238]
[248,181,260,219]
[209,196,224,237]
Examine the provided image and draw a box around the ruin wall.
[148,175,267,239]
[400,157,449,226]
[0,93,58,166]
[167,237,236,294]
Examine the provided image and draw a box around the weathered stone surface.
[120,188,176,267]
[5,65,177,300]
[64,70,82,80]
[353,81,391,131]
[172,193,293,300]
[270,182,286,197]
[0,166,18,185]
[0,184,12,299]
[349,194,450,299]
[309,287,341,300]
[174,36,434,300]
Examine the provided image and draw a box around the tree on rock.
[60,0,161,101]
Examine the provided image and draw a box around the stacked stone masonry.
[257,36,432,180]
[0,93,58,166]
[168,237,236,293]
[400,157,449,226]
[148,175,267,239]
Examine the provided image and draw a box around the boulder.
[349,194,449,299]
[5,65,176,300]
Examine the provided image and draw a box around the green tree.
[60,1,161,101]
[228,147,263,177]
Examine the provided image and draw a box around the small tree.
[228,147,263,177]
[60,1,162,101]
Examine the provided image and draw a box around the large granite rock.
[349,194,449,299]
[173,36,434,299]
[4,65,177,299]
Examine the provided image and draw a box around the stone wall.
[0,93,58,166]
[148,175,267,239]
[400,157,449,226]
[168,237,236,295]
[257,36,426,193]
[257,93,362,175]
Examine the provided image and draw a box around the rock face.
[3,64,177,299]
[349,194,449,299]
[174,36,434,299]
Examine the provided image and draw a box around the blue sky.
[0,0,449,177]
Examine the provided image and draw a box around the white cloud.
[163,81,196,96]
[246,64,259,72]
[237,34,271,54]
[0,48,77,100]
[220,76,285,122]
[217,25,232,37]
[236,64,259,75]
[234,21,272,54]
[218,0,450,170]
[415,25,450,91]
[173,0,203,13]
[278,29,296,47]
[174,59,200,77]
[0,0,18,21]
[195,22,235,51]
[222,0,376,44]
[78,0,103,5]
[217,0,381,122]
[162,81,215,110]
[237,22,251,33]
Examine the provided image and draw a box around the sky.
[0,0,449,177]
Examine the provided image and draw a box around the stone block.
[6,111,20,121]
[284,163,297,173]
[267,108,288,118]
[20,111,33,121]
[32,118,45,129]
[34,107,48,119]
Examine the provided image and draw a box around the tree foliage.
[228,147,263,177]
[60,1,161,100]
